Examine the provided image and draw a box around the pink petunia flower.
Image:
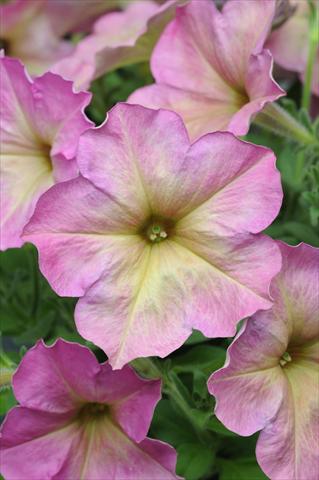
[51,0,185,91]
[208,242,319,480]
[266,0,319,96]
[0,55,92,250]
[0,339,178,480]
[24,103,283,368]
[0,0,119,76]
[129,0,285,142]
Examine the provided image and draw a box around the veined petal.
[0,407,79,480]
[52,0,180,89]
[76,235,280,369]
[209,242,319,479]
[13,340,101,412]
[77,104,190,218]
[30,73,92,164]
[256,357,319,480]
[212,0,276,85]
[129,84,241,142]
[23,175,146,297]
[0,56,92,250]
[52,417,178,480]
[228,50,285,136]
[266,1,309,73]
[150,1,233,98]
[208,314,288,435]
[175,132,282,232]
[271,242,319,344]
[92,363,162,442]
[130,0,280,138]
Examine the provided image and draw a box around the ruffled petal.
[0,407,79,480]
[13,340,101,412]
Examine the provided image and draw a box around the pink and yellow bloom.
[0,339,178,480]
[24,103,282,368]
[0,0,118,76]
[0,55,92,250]
[208,242,319,480]
[129,0,284,141]
[52,0,185,91]
[266,0,319,96]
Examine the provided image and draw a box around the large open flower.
[208,242,319,480]
[24,103,282,368]
[0,55,92,250]
[129,0,284,141]
[52,0,185,91]
[0,0,119,76]
[0,339,178,480]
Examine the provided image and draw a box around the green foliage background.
[1,61,318,480]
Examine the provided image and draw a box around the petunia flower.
[0,55,92,250]
[51,0,185,91]
[266,0,319,96]
[0,339,178,480]
[0,0,120,76]
[208,242,319,480]
[129,0,285,142]
[24,103,282,368]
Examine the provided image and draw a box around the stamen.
[279,351,292,367]
[148,225,168,243]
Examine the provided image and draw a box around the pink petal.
[13,339,101,412]
[23,175,147,297]
[266,1,309,73]
[208,316,287,435]
[129,84,241,141]
[0,56,92,250]
[209,242,319,478]
[24,104,282,367]
[256,357,319,480]
[0,407,79,480]
[229,50,285,136]
[130,0,283,139]
[77,104,190,219]
[175,132,283,233]
[52,0,180,90]
[270,242,319,344]
[53,422,178,480]
[93,362,162,442]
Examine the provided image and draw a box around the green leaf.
[0,386,16,415]
[218,458,267,480]
[150,399,195,446]
[207,415,238,437]
[284,221,319,246]
[176,442,216,480]
[185,330,208,345]
[172,345,226,375]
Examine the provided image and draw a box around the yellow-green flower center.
[279,351,292,367]
[148,224,168,243]
[77,402,110,422]
[140,216,175,244]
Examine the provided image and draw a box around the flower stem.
[131,357,211,443]
[301,1,319,111]
[253,102,316,145]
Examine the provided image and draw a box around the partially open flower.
[129,0,284,141]
[208,242,319,480]
[0,339,178,480]
[52,0,185,91]
[24,103,282,368]
[0,55,92,249]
